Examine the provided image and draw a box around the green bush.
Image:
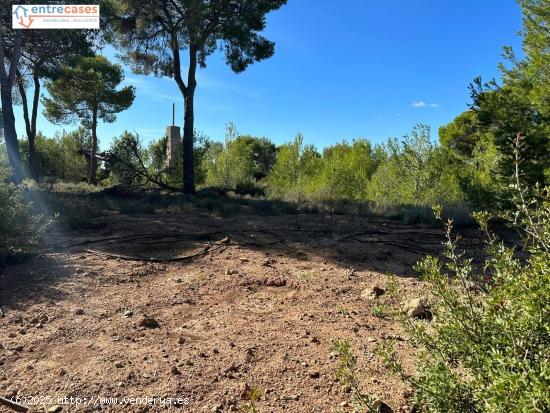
[0,150,47,264]
[19,128,90,182]
[204,123,257,190]
[368,124,464,208]
[402,171,549,411]
[267,133,321,201]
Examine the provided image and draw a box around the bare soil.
[0,210,478,413]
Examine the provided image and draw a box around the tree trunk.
[89,109,98,185]
[0,29,23,182]
[183,89,195,194]
[0,85,23,182]
[171,38,197,194]
[29,73,40,180]
[16,71,40,181]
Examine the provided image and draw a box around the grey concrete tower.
[166,125,181,168]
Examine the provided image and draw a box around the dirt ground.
[0,209,478,413]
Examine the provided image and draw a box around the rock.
[48,405,63,413]
[139,315,159,329]
[264,277,286,287]
[74,308,85,316]
[171,366,181,375]
[114,361,125,368]
[309,371,320,379]
[13,345,24,352]
[124,309,133,318]
[19,328,27,335]
[373,399,393,413]
[361,285,385,300]
[178,336,186,345]
[404,298,430,318]
[225,268,238,275]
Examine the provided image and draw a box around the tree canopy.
[43,55,135,184]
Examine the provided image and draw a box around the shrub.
[0,154,47,264]
[204,123,257,190]
[399,149,549,412]
[368,125,464,208]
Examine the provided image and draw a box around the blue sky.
[14,0,524,150]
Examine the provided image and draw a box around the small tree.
[267,134,321,202]
[205,123,256,190]
[15,29,93,180]
[368,125,463,208]
[43,56,135,184]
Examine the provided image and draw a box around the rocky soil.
[0,211,472,412]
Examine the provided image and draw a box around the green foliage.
[369,125,464,208]
[439,113,502,207]
[19,128,90,182]
[43,55,135,126]
[267,133,321,201]
[371,303,387,319]
[242,387,263,413]
[0,145,46,264]
[113,0,287,76]
[332,339,377,412]
[311,139,381,202]
[237,134,277,178]
[204,123,256,190]
[401,173,550,411]
[108,131,148,187]
[43,55,135,184]
[439,0,550,202]
[107,130,214,190]
[469,79,549,187]
[510,0,550,119]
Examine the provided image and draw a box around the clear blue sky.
[14,0,524,150]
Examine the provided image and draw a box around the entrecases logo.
[12,4,99,29]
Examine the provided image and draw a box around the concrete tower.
[166,103,181,168]
[166,125,181,168]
